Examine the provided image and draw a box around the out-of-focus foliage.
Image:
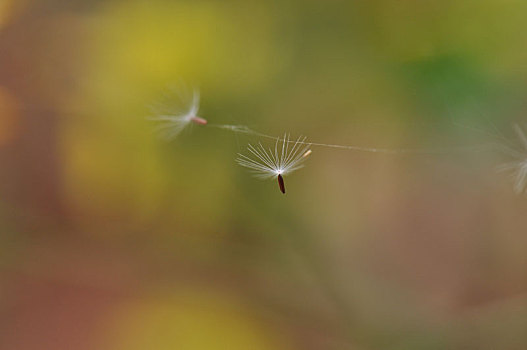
[1,1,527,349]
[100,289,290,350]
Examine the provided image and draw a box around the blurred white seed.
[148,87,207,140]
[236,134,311,194]
[302,149,312,158]
[498,124,527,194]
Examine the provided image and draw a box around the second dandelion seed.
[499,124,527,194]
[236,134,312,194]
[149,88,207,140]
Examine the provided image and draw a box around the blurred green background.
[1,0,527,349]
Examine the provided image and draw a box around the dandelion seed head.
[499,124,527,194]
[236,134,311,181]
[148,87,206,140]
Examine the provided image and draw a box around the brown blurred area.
[0,0,87,229]
[1,1,527,350]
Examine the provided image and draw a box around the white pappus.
[499,124,527,194]
[149,88,207,140]
[236,134,312,194]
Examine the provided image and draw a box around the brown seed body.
[277,174,286,194]
[190,116,208,125]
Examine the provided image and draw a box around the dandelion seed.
[302,149,312,158]
[498,124,527,194]
[236,134,311,194]
[149,88,207,140]
[277,174,286,194]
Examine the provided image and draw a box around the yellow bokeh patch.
[99,288,291,350]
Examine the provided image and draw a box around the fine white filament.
[236,134,312,179]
